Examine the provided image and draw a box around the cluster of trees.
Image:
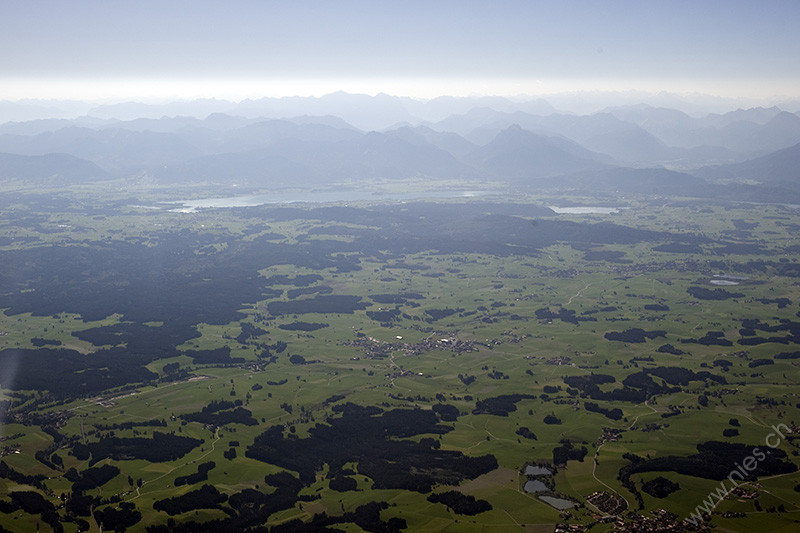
[604,328,666,343]
[154,484,228,515]
[184,347,246,365]
[535,307,589,325]
[619,441,797,483]
[516,427,537,440]
[584,401,623,421]
[246,403,496,493]
[182,406,257,426]
[424,308,462,321]
[432,403,460,421]
[472,394,536,416]
[0,461,47,490]
[72,431,203,464]
[278,321,329,331]
[641,476,680,498]
[552,440,588,465]
[95,502,142,532]
[286,285,333,299]
[687,286,744,300]
[268,295,368,315]
[427,491,492,515]
[174,462,216,486]
[6,491,62,533]
[64,464,120,492]
[681,330,733,346]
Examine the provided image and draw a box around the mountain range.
[0,94,799,200]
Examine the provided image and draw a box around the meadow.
[1,190,799,532]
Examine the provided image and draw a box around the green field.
[1,190,800,532]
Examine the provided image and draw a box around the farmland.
[1,188,800,532]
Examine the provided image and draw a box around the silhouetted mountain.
[384,126,477,158]
[698,106,785,128]
[0,127,204,172]
[552,167,710,195]
[580,127,672,164]
[156,131,473,186]
[433,108,683,164]
[604,105,800,157]
[219,119,362,153]
[465,125,612,180]
[697,142,800,191]
[0,152,109,182]
[153,152,313,186]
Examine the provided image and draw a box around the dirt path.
[566,282,591,306]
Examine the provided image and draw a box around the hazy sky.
[2,0,799,101]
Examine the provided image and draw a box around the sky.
[2,0,800,102]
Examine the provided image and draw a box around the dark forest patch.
[653,242,704,254]
[534,307,592,325]
[153,484,228,516]
[366,309,402,323]
[583,250,631,263]
[604,328,666,343]
[175,462,216,487]
[657,344,684,355]
[680,331,733,347]
[774,351,800,359]
[278,322,329,331]
[584,401,623,421]
[620,441,796,482]
[687,286,744,300]
[267,295,367,315]
[369,293,424,305]
[286,285,333,299]
[424,308,462,321]
[0,347,157,398]
[73,432,202,465]
[756,298,792,308]
[553,441,588,465]
[30,338,61,347]
[184,347,246,365]
[641,476,680,498]
[246,403,496,492]
[181,403,258,427]
[427,491,492,515]
[473,394,536,416]
[64,465,120,492]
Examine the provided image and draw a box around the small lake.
[710,280,740,286]
[524,465,552,476]
[539,495,576,510]
[162,188,507,212]
[548,206,621,214]
[523,480,548,493]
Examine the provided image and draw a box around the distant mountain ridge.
[1,99,799,202]
[0,152,108,182]
[697,142,800,191]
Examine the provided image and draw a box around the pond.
[524,465,552,476]
[523,480,548,493]
[538,495,576,510]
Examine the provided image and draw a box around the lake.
[162,188,507,212]
[548,206,621,214]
